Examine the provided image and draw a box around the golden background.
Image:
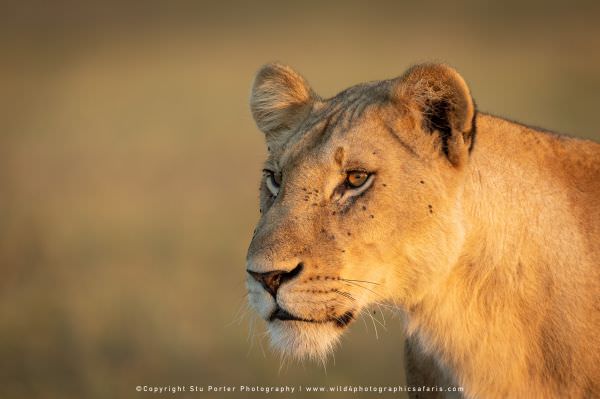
[1,1,599,398]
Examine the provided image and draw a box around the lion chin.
[267,320,344,362]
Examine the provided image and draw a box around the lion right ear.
[250,63,316,142]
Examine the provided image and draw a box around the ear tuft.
[395,63,476,166]
[250,63,316,141]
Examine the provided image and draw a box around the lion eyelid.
[265,173,280,196]
[339,174,375,202]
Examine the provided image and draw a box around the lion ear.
[394,64,476,166]
[250,63,316,142]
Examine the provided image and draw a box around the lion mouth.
[269,306,354,328]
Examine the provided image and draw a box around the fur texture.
[246,62,600,398]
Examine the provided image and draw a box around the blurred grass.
[0,1,599,398]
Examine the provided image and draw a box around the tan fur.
[246,62,600,398]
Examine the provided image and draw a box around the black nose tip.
[247,263,303,297]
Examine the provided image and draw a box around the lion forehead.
[276,99,395,170]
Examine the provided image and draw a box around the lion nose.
[247,263,304,297]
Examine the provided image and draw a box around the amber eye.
[346,171,369,188]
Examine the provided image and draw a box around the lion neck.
[402,113,590,397]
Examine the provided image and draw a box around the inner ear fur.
[394,63,476,166]
[250,63,316,142]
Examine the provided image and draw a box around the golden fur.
[246,62,600,398]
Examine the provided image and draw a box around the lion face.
[246,63,476,361]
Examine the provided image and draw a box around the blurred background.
[1,1,599,398]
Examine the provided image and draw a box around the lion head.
[245,62,476,361]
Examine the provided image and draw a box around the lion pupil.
[348,172,367,187]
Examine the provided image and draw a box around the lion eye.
[263,169,280,196]
[346,171,369,188]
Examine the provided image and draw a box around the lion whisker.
[376,303,387,327]
[341,280,386,300]
[332,288,355,301]
[367,311,380,339]
[339,278,380,286]
[246,315,257,357]
[226,299,251,327]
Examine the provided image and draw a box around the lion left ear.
[394,63,476,167]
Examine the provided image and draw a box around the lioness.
[245,63,600,398]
